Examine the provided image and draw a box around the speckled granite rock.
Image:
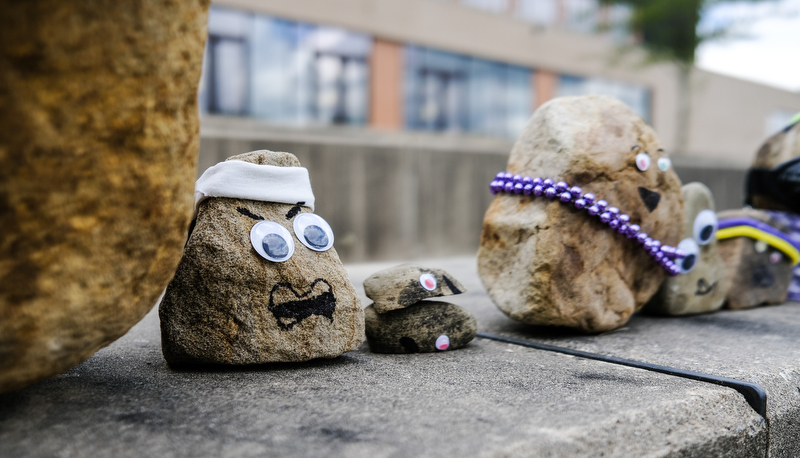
[364,265,466,313]
[478,96,684,333]
[645,183,729,315]
[0,0,209,392]
[159,151,364,366]
[364,301,477,353]
[717,208,793,309]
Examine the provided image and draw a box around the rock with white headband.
[362,265,476,353]
[644,183,730,315]
[716,208,796,309]
[159,150,364,366]
[478,95,685,333]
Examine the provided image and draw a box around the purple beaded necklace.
[490,172,685,276]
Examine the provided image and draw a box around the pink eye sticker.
[420,273,437,291]
[770,252,782,264]
[636,152,651,171]
[435,334,450,351]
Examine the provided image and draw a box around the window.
[557,75,651,122]
[405,46,533,138]
[515,0,559,26]
[200,6,371,127]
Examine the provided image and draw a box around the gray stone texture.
[363,264,466,313]
[364,301,477,353]
[478,96,684,333]
[7,256,800,456]
[716,208,793,309]
[0,0,210,393]
[646,182,730,315]
[159,151,364,365]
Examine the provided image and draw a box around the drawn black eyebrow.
[237,207,264,221]
[285,205,302,220]
[631,145,641,151]
[657,148,665,152]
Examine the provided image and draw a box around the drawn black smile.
[268,278,336,331]
[695,278,717,296]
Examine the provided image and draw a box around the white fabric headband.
[194,160,315,213]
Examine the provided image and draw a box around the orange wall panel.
[369,38,404,130]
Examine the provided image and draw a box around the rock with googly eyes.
[363,264,467,313]
[478,95,684,333]
[361,264,475,353]
[644,183,730,315]
[159,150,364,366]
[715,208,795,309]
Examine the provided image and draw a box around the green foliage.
[600,0,774,65]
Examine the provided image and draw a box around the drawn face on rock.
[715,208,795,309]
[159,151,363,365]
[645,183,729,315]
[478,96,685,333]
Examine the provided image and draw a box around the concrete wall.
[200,116,750,263]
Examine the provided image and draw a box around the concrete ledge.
[4,256,800,456]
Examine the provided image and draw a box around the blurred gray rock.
[717,208,793,309]
[646,183,729,315]
[159,151,364,366]
[364,264,466,313]
[364,301,477,353]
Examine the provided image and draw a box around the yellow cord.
[717,226,800,265]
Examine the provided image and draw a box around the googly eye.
[293,213,334,251]
[636,152,651,171]
[657,157,671,172]
[770,252,782,264]
[435,335,450,351]
[677,238,700,274]
[419,273,437,291]
[692,209,718,245]
[250,221,295,262]
[755,240,768,253]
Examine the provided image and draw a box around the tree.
[600,0,777,154]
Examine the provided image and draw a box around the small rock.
[159,151,364,366]
[478,96,684,333]
[645,183,730,315]
[364,265,466,313]
[364,301,477,353]
[716,208,794,309]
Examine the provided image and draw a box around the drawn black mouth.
[638,187,661,212]
[752,265,774,289]
[268,278,336,331]
[695,278,717,296]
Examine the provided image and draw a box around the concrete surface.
[3,256,800,457]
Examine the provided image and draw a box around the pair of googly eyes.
[636,152,671,172]
[675,210,718,274]
[754,241,784,264]
[249,213,334,262]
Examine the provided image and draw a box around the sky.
[696,0,800,92]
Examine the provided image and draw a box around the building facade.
[198,0,800,261]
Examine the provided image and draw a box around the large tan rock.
[478,96,684,333]
[159,151,364,366]
[0,1,210,392]
[645,183,729,315]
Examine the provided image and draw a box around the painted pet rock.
[645,183,729,315]
[363,264,466,313]
[746,117,800,212]
[159,150,364,366]
[478,95,684,333]
[716,208,798,309]
[363,265,476,353]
